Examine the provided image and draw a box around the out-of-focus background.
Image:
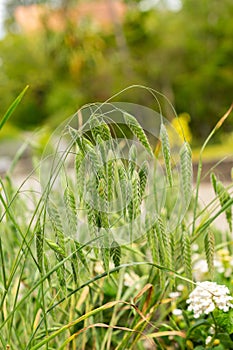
[0,0,232,168]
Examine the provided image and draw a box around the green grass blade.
[192,104,233,234]
[0,85,29,130]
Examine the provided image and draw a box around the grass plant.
[0,87,232,349]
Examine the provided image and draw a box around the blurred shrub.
[0,0,232,141]
[0,122,20,140]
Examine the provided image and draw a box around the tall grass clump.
[0,86,232,349]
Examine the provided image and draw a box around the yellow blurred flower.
[171,113,192,143]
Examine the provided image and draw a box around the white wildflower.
[206,336,212,345]
[169,291,181,299]
[187,281,233,318]
[209,326,215,335]
[172,308,183,316]
[214,260,225,274]
[177,284,185,291]
[192,259,209,280]
[225,267,232,278]
[94,261,114,274]
[124,271,140,287]
[191,243,199,252]
[94,261,104,274]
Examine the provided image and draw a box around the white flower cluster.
[187,281,233,318]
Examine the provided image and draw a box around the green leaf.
[0,85,29,130]
[218,333,233,348]
[186,319,210,338]
[214,309,233,334]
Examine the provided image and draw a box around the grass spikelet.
[81,134,94,150]
[146,216,164,287]
[35,220,43,273]
[85,142,102,177]
[180,141,193,206]
[160,123,173,187]
[146,216,159,264]
[75,148,84,174]
[47,202,63,234]
[153,218,166,266]
[107,150,115,202]
[127,170,140,221]
[45,238,65,259]
[101,246,110,274]
[96,134,107,168]
[97,176,111,271]
[157,216,172,269]
[45,238,66,288]
[47,202,65,253]
[56,264,66,289]
[116,160,128,217]
[124,112,153,156]
[70,259,78,284]
[75,150,85,199]
[64,185,77,235]
[117,160,128,196]
[90,115,111,141]
[85,202,98,239]
[98,178,109,228]
[86,175,98,210]
[101,231,110,273]
[204,230,215,279]
[43,253,51,284]
[74,240,90,272]
[211,172,232,232]
[211,172,218,193]
[70,240,79,284]
[138,160,149,201]
[182,231,192,284]
[110,241,121,268]
[129,144,137,177]
[68,126,85,153]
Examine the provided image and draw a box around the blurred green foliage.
[0,0,232,141]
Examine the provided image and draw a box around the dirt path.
[1,154,231,232]
[195,182,231,231]
[11,170,231,232]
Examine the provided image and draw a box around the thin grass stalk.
[104,269,125,350]
[0,238,7,290]
[7,254,28,345]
